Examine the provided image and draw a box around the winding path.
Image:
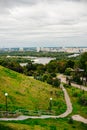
[0,78,87,124]
[58,74,87,124]
[58,74,87,91]
[72,115,87,124]
[0,84,72,121]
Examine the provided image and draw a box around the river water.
[33,57,55,65]
[20,57,55,66]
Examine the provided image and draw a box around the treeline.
[0,58,74,86]
[0,58,61,87]
[0,52,87,86]
[0,51,74,59]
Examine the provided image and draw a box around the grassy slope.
[0,65,66,114]
[0,118,87,130]
[66,87,87,118]
[0,66,87,129]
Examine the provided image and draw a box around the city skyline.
[0,0,87,48]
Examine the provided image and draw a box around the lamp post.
[49,98,52,111]
[5,93,8,116]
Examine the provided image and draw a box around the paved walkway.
[72,115,87,124]
[58,74,87,91]
[0,84,72,121]
[58,74,87,124]
[0,80,87,124]
[71,83,87,91]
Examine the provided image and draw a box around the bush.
[64,68,72,76]
[72,92,78,97]
[63,84,70,88]
[78,94,87,106]
[68,117,73,124]
[50,125,57,130]
[52,78,60,87]
[47,76,53,85]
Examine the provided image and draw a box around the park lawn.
[0,65,66,115]
[0,118,87,130]
[65,85,87,118]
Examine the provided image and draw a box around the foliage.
[66,87,87,118]
[0,58,23,73]
[78,94,87,106]
[63,84,71,88]
[0,52,87,86]
[57,60,67,73]
[66,60,75,68]
[0,65,66,115]
[68,117,73,124]
[64,68,72,76]
[0,51,73,59]
[0,118,87,130]
[79,52,87,82]
[52,78,60,87]
[46,60,57,73]
[79,52,87,70]
[72,72,82,85]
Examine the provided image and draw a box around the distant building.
[36,47,87,53]
[37,47,41,52]
[0,46,87,53]
[20,63,28,67]
[19,47,24,51]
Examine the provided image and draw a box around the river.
[20,57,55,66]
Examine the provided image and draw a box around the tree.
[78,94,87,106]
[42,74,48,82]
[36,64,45,75]
[57,60,67,73]
[66,60,75,68]
[26,61,33,71]
[64,68,72,76]
[46,61,57,73]
[52,78,60,87]
[47,76,53,85]
[79,52,87,83]
[79,52,87,70]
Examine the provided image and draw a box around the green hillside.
[0,66,66,115]
[0,118,87,130]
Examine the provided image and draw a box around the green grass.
[64,84,87,118]
[0,65,66,115]
[0,118,87,130]
[0,66,87,129]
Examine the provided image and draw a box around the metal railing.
[0,109,55,118]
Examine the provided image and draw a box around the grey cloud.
[0,0,39,7]
[0,0,39,14]
[0,0,87,47]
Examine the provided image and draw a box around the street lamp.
[49,98,52,111]
[5,93,8,116]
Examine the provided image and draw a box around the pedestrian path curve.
[72,115,87,124]
[0,84,72,121]
[0,82,87,124]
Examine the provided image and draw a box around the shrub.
[64,68,72,76]
[68,117,73,124]
[52,78,60,87]
[73,92,78,97]
[78,94,87,106]
[63,84,70,88]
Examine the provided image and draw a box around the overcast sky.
[0,0,87,48]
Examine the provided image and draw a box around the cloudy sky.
[0,0,87,48]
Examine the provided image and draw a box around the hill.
[0,66,66,115]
